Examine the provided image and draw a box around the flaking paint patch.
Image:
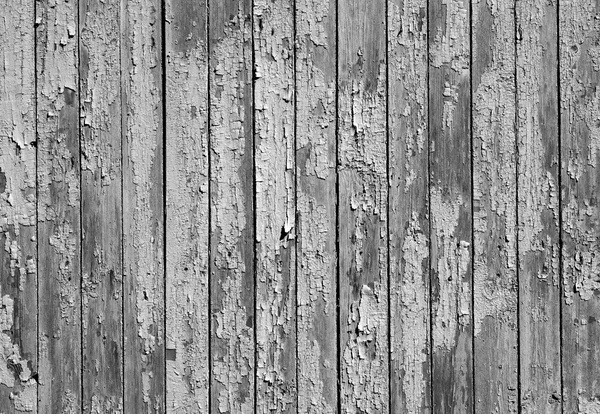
[295,0,337,411]
[578,395,600,414]
[339,62,388,413]
[210,6,254,412]
[254,0,297,411]
[49,222,78,323]
[165,17,210,413]
[431,188,471,351]
[80,0,120,186]
[125,0,163,409]
[390,214,428,413]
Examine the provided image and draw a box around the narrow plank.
[209,0,255,412]
[387,1,430,412]
[559,1,600,412]
[36,0,82,411]
[0,0,38,411]
[122,0,165,411]
[295,0,337,412]
[515,0,561,412]
[253,0,297,411]
[338,0,389,411]
[165,0,209,411]
[428,0,473,412]
[79,0,124,411]
[472,0,518,412]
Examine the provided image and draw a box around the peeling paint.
[165,1,210,410]
[210,3,255,413]
[254,0,297,411]
[49,222,78,323]
[431,188,471,351]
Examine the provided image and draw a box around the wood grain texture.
[209,0,255,412]
[122,0,165,411]
[165,0,209,411]
[428,0,473,412]
[295,0,337,412]
[516,1,561,413]
[253,0,297,411]
[388,0,430,412]
[79,0,123,411]
[36,0,81,411]
[560,1,600,412]
[0,0,37,412]
[338,0,389,412]
[472,0,518,412]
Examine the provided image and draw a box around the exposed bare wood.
[122,0,165,411]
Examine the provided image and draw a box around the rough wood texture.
[253,0,297,412]
[79,0,123,411]
[295,0,337,412]
[36,0,81,411]
[338,0,389,412]
[8,1,600,412]
[165,0,209,412]
[0,0,37,412]
[388,0,430,412]
[516,1,561,413]
[209,0,255,412]
[429,0,473,412]
[122,0,165,411]
[560,1,600,412]
[472,0,518,412]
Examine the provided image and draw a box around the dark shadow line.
[469,0,476,412]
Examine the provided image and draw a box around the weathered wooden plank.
[0,0,38,411]
[338,0,388,411]
[36,0,81,411]
[428,0,473,412]
[388,1,430,412]
[122,0,165,411]
[79,0,124,411]
[253,0,297,411]
[165,0,209,412]
[559,1,600,412]
[515,1,561,412]
[209,0,255,412]
[295,0,337,412]
[472,0,518,412]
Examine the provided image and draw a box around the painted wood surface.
[4,1,600,413]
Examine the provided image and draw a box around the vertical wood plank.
[253,0,297,411]
[560,1,600,412]
[428,0,473,412]
[516,0,561,412]
[472,0,518,412]
[0,0,38,411]
[209,0,255,412]
[338,0,389,411]
[388,0,430,412]
[36,0,82,411]
[122,0,165,411]
[79,0,124,411]
[165,0,209,411]
[295,0,337,412]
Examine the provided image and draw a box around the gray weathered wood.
[338,0,389,411]
[0,0,38,412]
[429,0,473,412]
[209,0,255,411]
[388,0,430,412]
[559,1,600,412]
[516,0,561,412]
[122,0,165,411]
[295,0,337,412]
[472,0,518,412]
[36,0,81,411]
[165,0,209,411]
[254,0,297,411]
[79,0,124,411]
